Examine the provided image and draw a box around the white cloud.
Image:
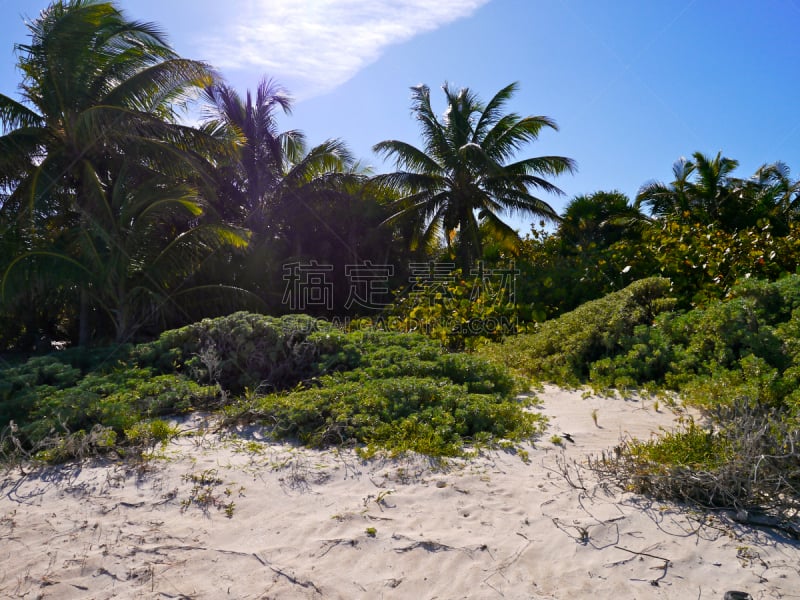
[199,0,490,98]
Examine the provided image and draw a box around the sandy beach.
[2,386,798,599]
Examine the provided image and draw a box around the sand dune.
[2,386,798,599]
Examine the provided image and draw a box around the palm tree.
[0,0,241,346]
[635,157,696,220]
[373,82,576,268]
[201,78,304,229]
[253,139,375,311]
[201,80,369,311]
[636,152,740,227]
[2,162,250,342]
[636,152,800,232]
[559,191,646,250]
[731,162,800,233]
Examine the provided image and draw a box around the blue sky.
[2,0,800,233]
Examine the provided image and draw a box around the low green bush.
[250,375,541,457]
[480,277,676,384]
[31,425,119,464]
[589,402,799,528]
[327,331,517,395]
[24,368,218,442]
[3,313,536,462]
[124,419,181,449]
[486,275,800,395]
[0,356,83,426]
[485,273,800,526]
[132,311,334,392]
[220,328,538,457]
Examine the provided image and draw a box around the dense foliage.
[1,313,540,461]
[482,276,800,525]
[484,274,800,405]
[0,0,249,347]
[373,82,575,269]
[231,330,540,456]
[481,277,677,384]
[3,2,800,352]
[377,267,521,350]
[3,0,800,528]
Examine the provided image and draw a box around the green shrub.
[495,273,800,525]
[0,356,83,426]
[491,274,800,393]
[124,419,180,448]
[24,369,218,445]
[590,402,799,526]
[589,323,675,389]
[685,299,788,371]
[641,219,800,308]
[623,421,731,470]
[132,312,336,392]
[3,312,535,462]
[385,269,520,350]
[252,375,542,457]
[211,326,538,457]
[31,425,118,464]
[480,277,676,384]
[680,355,792,412]
[328,331,518,396]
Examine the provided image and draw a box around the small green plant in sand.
[365,527,377,537]
[549,434,563,446]
[31,425,118,464]
[124,419,180,449]
[180,469,240,518]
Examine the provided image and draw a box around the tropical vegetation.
[2,0,800,531]
[373,82,575,269]
[1,312,541,460]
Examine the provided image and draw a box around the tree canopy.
[373,82,576,268]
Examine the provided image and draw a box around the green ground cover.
[1,312,542,462]
[479,275,800,527]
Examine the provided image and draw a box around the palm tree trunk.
[78,285,90,347]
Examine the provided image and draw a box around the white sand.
[2,386,798,599]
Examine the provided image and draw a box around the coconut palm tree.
[559,191,646,251]
[636,152,800,232]
[201,79,370,310]
[0,0,242,346]
[731,162,800,233]
[246,138,370,310]
[373,82,575,268]
[201,78,304,229]
[2,161,250,342]
[636,152,740,227]
[634,156,696,221]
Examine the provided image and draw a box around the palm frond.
[147,223,250,285]
[473,81,518,142]
[372,172,443,195]
[103,58,214,112]
[373,139,442,174]
[504,155,577,178]
[478,209,524,253]
[2,250,91,300]
[0,94,43,129]
[483,115,558,163]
